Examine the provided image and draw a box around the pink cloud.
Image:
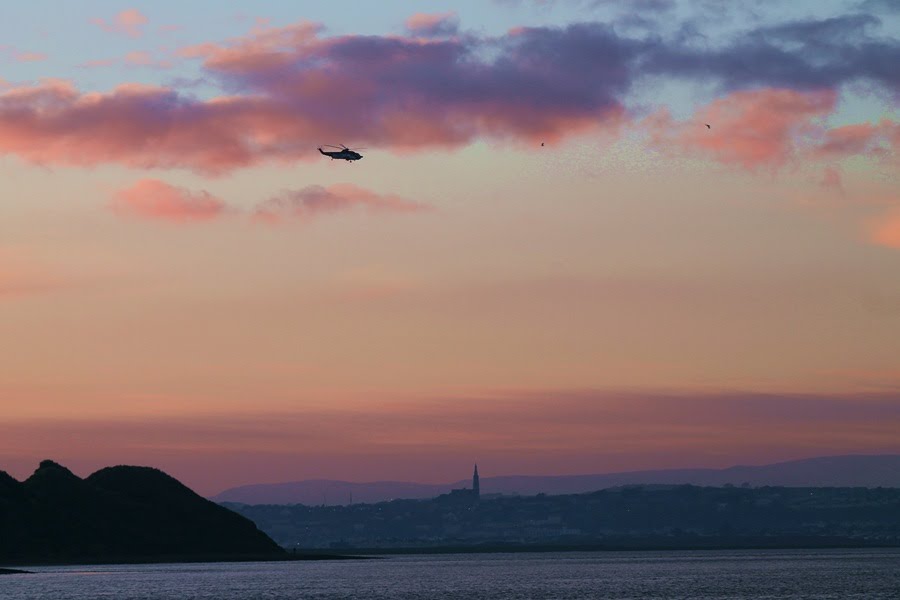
[254,183,430,223]
[0,45,48,63]
[646,88,838,170]
[77,52,172,70]
[15,51,47,63]
[177,21,322,73]
[815,120,899,159]
[92,9,149,38]
[818,123,879,155]
[406,12,460,37]
[108,179,422,225]
[0,80,269,174]
[111,179,226,223]
[124,51,172,68]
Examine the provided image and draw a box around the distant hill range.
[0,460,285,564]
[213,454,900,506]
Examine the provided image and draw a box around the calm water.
[3,549,900,599]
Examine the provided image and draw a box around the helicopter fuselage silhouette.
[318,145,363,161]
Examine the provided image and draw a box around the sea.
[3,549,899,599]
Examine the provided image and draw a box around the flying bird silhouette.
[705,124,711,129]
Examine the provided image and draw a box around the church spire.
[473,463,480,499]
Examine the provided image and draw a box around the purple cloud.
[0,13,896,174]
[642,14,900,93]
[254,184,429,223]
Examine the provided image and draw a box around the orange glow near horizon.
[2,388,899,495]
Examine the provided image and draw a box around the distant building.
[441,464,480,503]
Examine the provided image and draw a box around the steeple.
[473,463,480,499]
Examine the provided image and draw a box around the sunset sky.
[1,0,899,495]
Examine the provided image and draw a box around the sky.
[1,0,899,495]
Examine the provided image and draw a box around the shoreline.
[312,538,900,556]
[1,553,376,568]
[6,540,897,568]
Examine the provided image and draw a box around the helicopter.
[318,144,364,162]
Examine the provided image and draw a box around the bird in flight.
[705,124,711,129]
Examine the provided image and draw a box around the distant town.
[226,465,900,551]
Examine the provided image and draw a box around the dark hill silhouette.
[0,460,285,564]
[0,469,20,494]
[212,454,900,505]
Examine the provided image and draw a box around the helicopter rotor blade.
[322,144,345,150]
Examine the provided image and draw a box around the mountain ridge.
[212,454,900,505]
